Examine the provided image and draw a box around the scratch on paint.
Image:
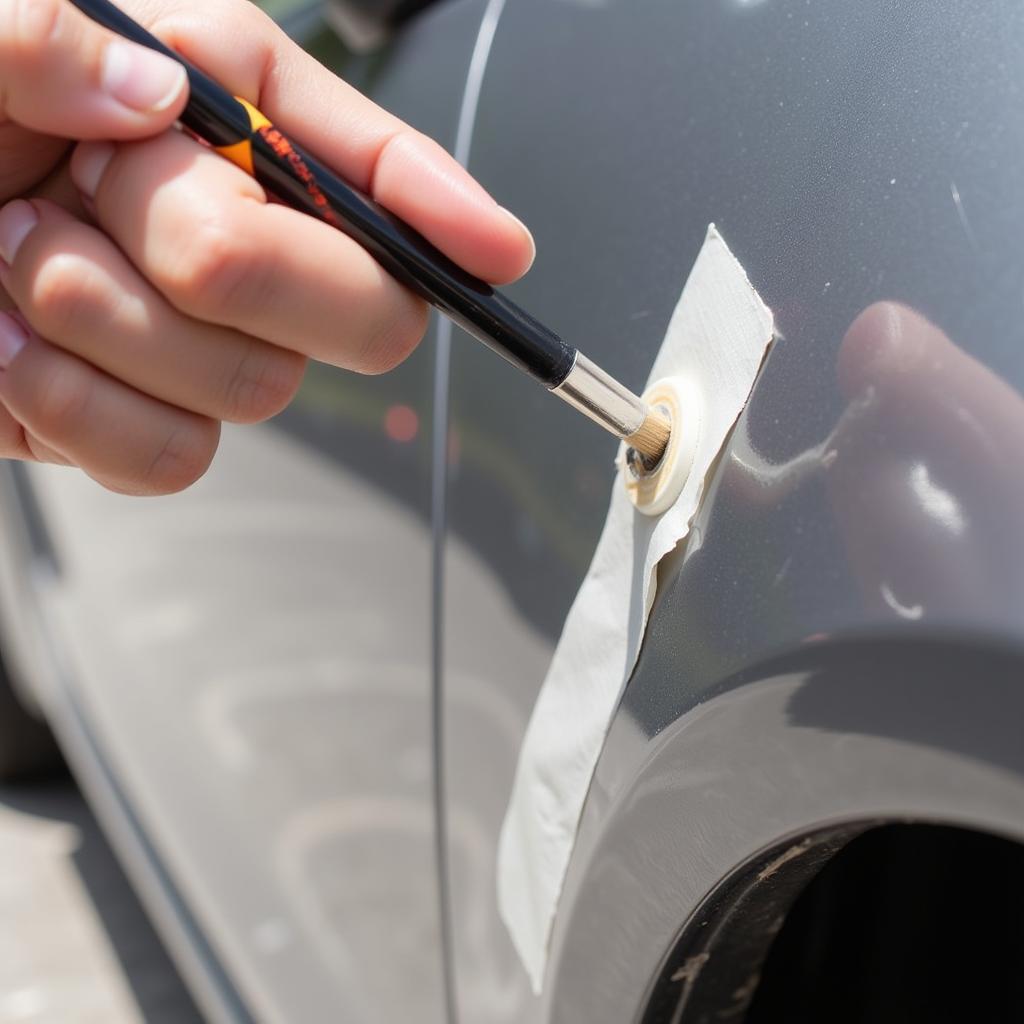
[950,181,980,255]
[880,582,924,621]
[670,952,710,985]
[771,556,793,588]
[757,838,813,882]
[722,973,762,1018]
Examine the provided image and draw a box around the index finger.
[0,0,188,136]
[126,0,535,284]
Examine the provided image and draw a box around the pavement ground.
[0,775,204,1024]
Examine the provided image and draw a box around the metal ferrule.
[550,352,647,440]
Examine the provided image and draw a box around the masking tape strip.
[497,224,774,992]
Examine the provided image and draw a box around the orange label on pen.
[213,98,342,230]
[213,97,273,176]
[253,122,343,228]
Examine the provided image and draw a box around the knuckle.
[29,253,106,339]
[160,216,254,320]
[142,418,219,494]
[361,297,428,375]
[34,363,92,438]
[223,344,305,423]
[7,0,63,56]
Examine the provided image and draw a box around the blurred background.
[0,774,202,1023]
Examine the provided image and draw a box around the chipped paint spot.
[723,972,762,1017]
[670,951,710,985]
[757,838,813,882]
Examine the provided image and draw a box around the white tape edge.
[497,224,774,992]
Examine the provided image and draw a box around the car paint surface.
[441,0,1024,1020]
[0,1,1021,1022]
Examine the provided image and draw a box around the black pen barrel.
[248,133,575,385]
[69,0,577,387]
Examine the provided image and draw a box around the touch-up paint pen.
[70,0,672,465]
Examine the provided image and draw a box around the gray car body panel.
[443,0,1024,1021]
[0,0,1021,1021]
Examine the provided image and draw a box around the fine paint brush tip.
[623,376,700,516]
[626,405,672,468]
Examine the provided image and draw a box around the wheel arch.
[542,632,1024,1024]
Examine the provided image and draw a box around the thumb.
[0,0,188,138]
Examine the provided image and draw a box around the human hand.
[0,0,534,494]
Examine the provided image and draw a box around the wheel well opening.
[641,822,1024,1024]
[745,823,1024,1023]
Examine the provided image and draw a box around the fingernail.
[0,200,38,265]
[0,312,28,369]
[71,142,116,199]
[499,206,536,270]
[102,40,187,113]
